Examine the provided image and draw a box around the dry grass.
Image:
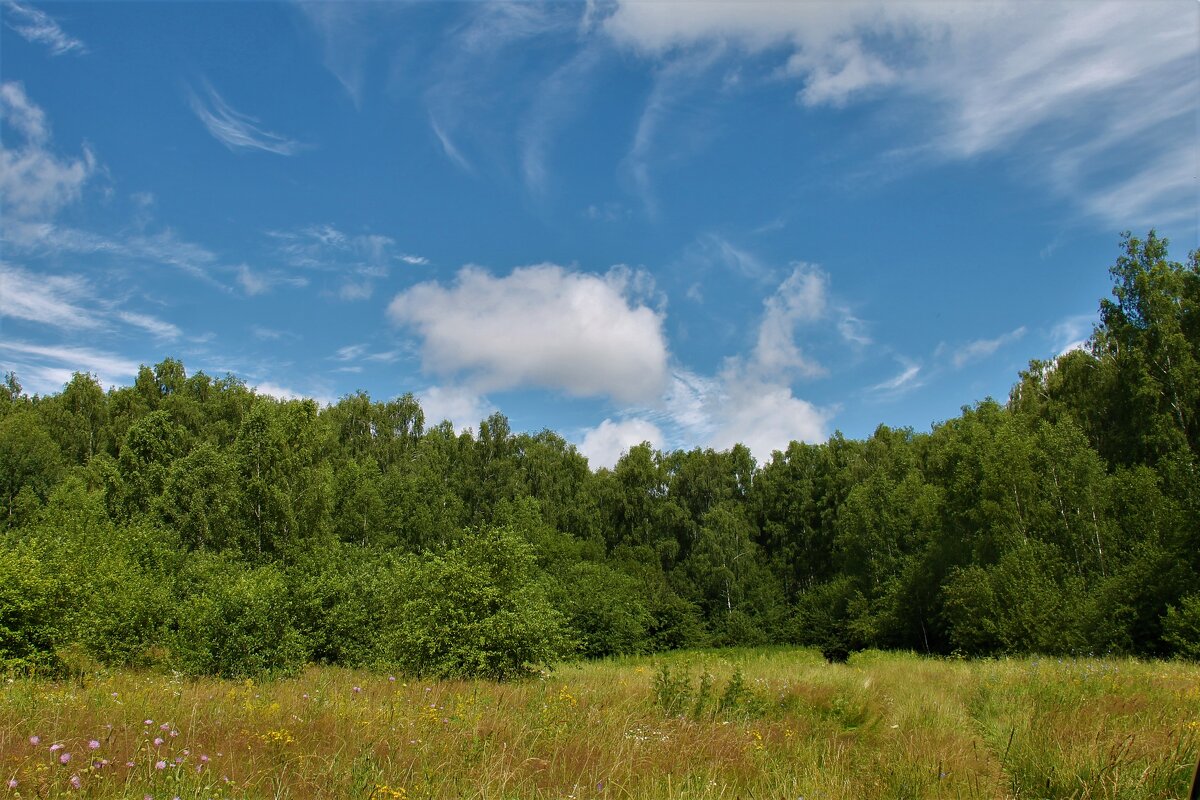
[1,648,1196,799]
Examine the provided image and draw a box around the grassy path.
[1,649,1196,798]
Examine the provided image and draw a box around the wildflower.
[182,749,190,756]
[200,754,210,764]
[353,686,362,693]
[50,743,63,752]
[389,675,396,682]
[88,740,100,750]
[7,779,17,789]
[169,729,179,737]
[174,756,183,765]
[29,735,40,746]
[155,760,166,770]
[153,737,164,747]
[144,719,153,726]
[160,723,170,731]
[69,774,81,789]
[60,752,71,764]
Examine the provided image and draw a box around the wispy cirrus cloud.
[188,81,305,156]
[3,0,86,56]
[0,340,141,394]
[116,311,181,341]
[267,224,423,300]
[945,326,1028,369]
[602,1,1198,226]
[0,261,102,329]
[0,81,96,219]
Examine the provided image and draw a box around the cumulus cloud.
[188,81,304,156]
[388,264,669,404]
[3,0,86,56]
[418,384,494,432]
[578,417,664,470]
[705,375,831,461]
[0,81,96,219]
[752,264,829,378]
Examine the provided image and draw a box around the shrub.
[170,554,307,678]
[1162,593,1200,660]
[379,527,571,680]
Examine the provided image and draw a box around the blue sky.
[1,0,1196,467]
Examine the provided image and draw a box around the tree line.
[1,231,1197,678]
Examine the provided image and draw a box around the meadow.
[1,649,1197,799]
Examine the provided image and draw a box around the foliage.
[0,231,1195,676]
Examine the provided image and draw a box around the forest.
[1,231,1197,679]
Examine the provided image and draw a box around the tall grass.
[2,648,1196,798]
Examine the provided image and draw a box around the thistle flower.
[88,740,100,750]
[69,774,81,789]
[59,752,71,764]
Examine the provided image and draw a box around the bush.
[379,527,571,680]
[0,544,69,672]
[1162,594,1200,660]
[170,554,307,678]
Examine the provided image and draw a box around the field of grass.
[1,648,1197,799]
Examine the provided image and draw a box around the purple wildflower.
[50,743,63,752]
[59,752,71,764]
[155,760,166,770]
[29,735,39,746]
[88,740,100,750]
[153,737,164,747]
[69,774,81,789]
[7,779,17,789]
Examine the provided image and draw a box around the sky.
[1,0,1197,469]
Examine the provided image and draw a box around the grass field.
[2,649,1197,799]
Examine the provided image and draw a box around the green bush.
[170,554,307,678]
[1162,593,1200,660]
[379,527,571,679]
[0,544,69,672]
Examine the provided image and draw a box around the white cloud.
[948,326,1027,368]
[117,311,181,341]
[578,417,664,470]
[0,262,102,329]
[0,340,140,393]
[869,362,923,396]
[705,373,831,461]
[188,82,304,156]
[752,264,828,378]
[2,0,86,56]
[0,81,96,219]
[1049,314,1095,357]
[602,1,1198,225]
[388,263,669,404]
[236,264,308,296]
[429,116,473,173]
[418,384,494,433]
[398,253,429,266]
